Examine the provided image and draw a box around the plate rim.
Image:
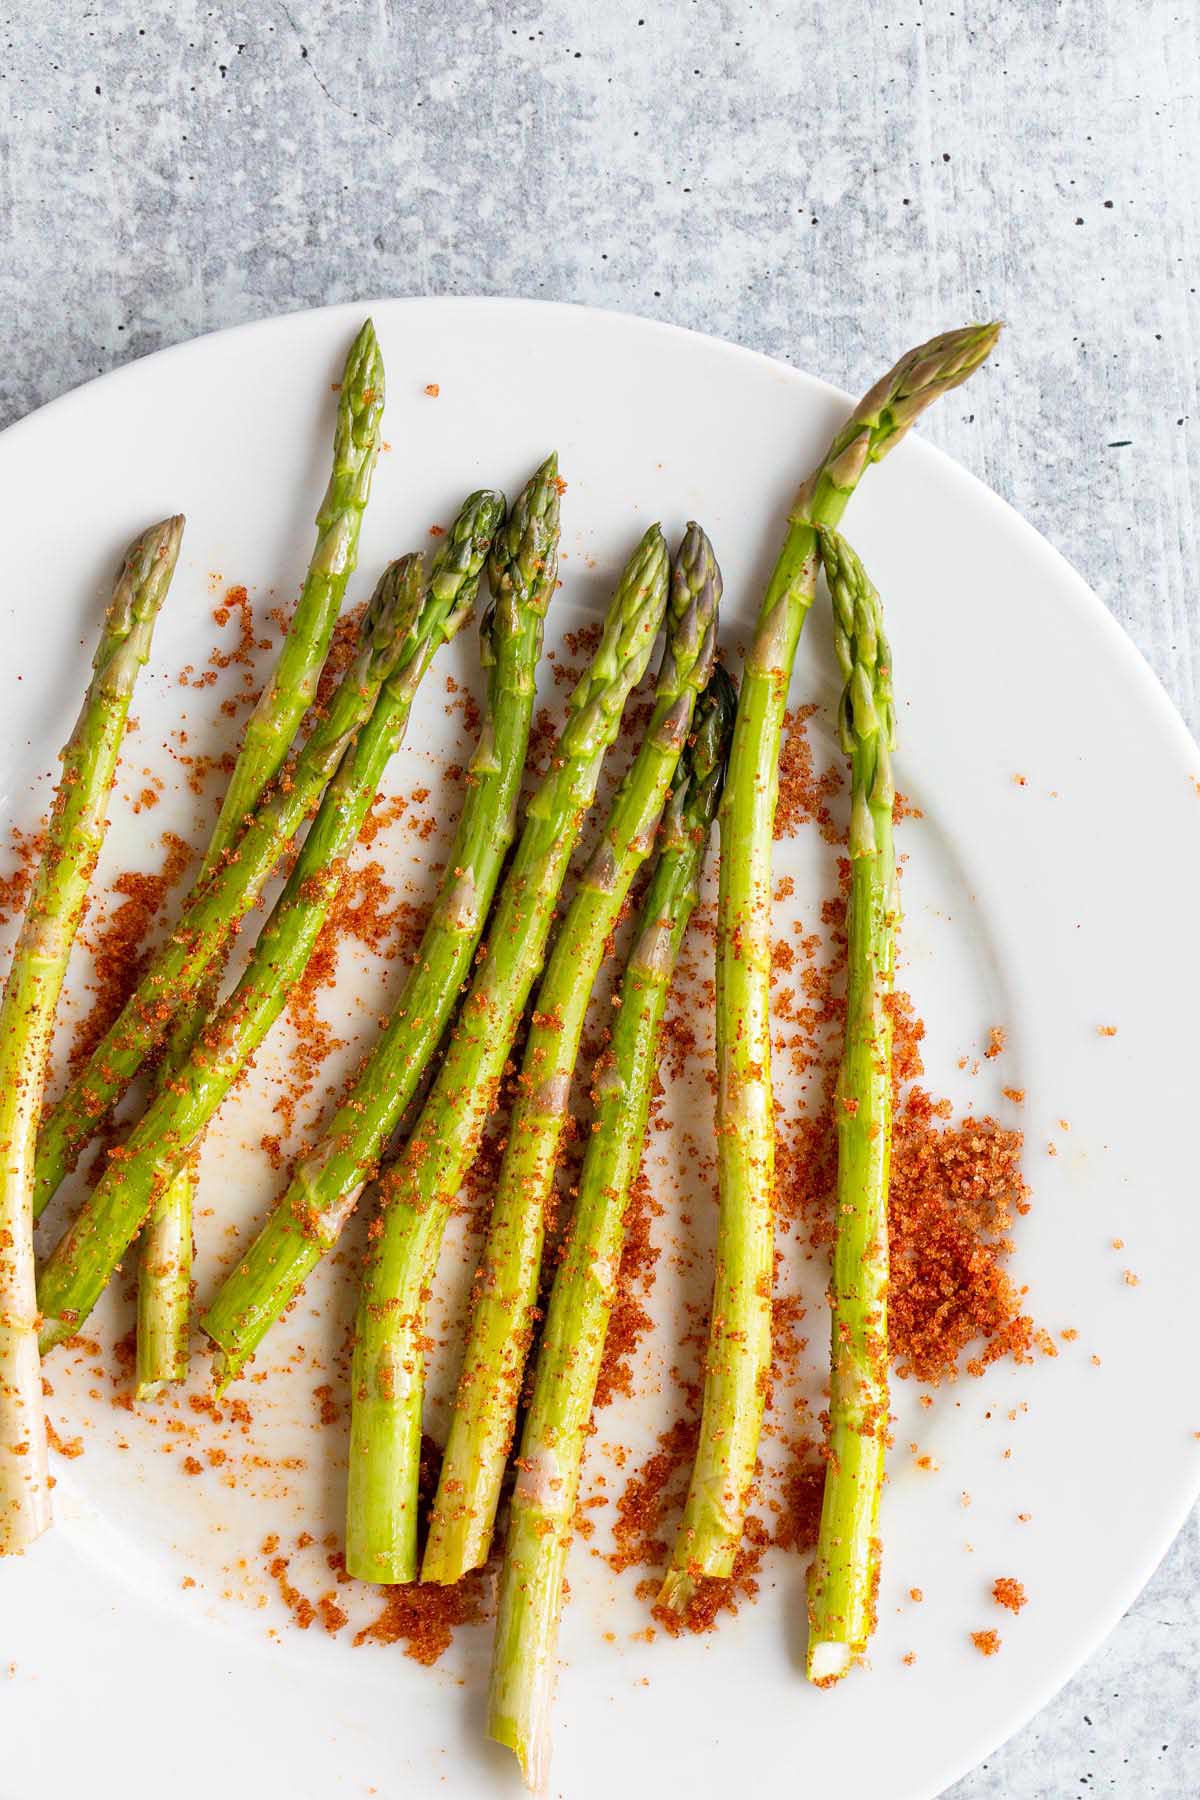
[4,292,1198,1799]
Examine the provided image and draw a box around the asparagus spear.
[422,522,721,1585]
[135,321,385,1397]
[201,457,561,1389]
[660,323,1001,1612]
[31,561,419,1218]
[346,525,670,1584]
[489,666,735,1786]
[35,536,500,1352]
[33,322,383,1228]
[0,516,182,1550]
[805,530,895,1684]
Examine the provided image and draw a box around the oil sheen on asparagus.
[201,456,561,1388]
[422,521,720,1585]
[804,529,897,1684]
[0,516,181,1550]
[346,525,670,1584]
[489,666,735,1787]
[661,322,1001,1612]
[137,320,386,1397]
[35,541,499,1350]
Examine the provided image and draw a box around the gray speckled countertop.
[2,3,1197,1793]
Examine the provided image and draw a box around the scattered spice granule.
[971,1629,1002,1656]
[609,1417,697,1577]
[69,833,194,1073]
[1002,1087,1025,1104]
[44,1419,83,1459]
[887,1104,1033,1383]
[275,836,423,1134]
[1091,1354,1102,1366]
[313,603,368,713]
[773,706,843,842]
[984,1027,1006,1060]
[992,1577,1027,1614]
[181,1577,196,1591]
[266,1552,316,1631]
[208,586,267,671]
[182,1456,203,1476]
[316,1593,349,1635]
[1097,1025,1118,1037]
[1017,1513,1032,1523]
[1060,1327,1078,1342]
[428,523,446,537]
[0,826,38,925]
[424,383,440,397]
[562,623,604,660]
[354,1576,488,1665]
[914,1454,939,1473]
[909,1587,924,1603]
[1111,1237,1125,1250]
[903,1651,917,1666]
[594,1169,661,1410]
[1013,774,1028,787]
[1124,1270,1140,1287]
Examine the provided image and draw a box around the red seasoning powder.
[68,832,194,1074]
[605,709,1040,1634]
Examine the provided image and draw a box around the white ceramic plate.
[2,299,1198,1800]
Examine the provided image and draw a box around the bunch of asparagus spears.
[0,314,1000,1782]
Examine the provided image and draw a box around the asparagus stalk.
[136,320,385,1397]
[346,525,670,1584]
[31,552,420,1220]
[422,523,721,1585]
[805,530,895,1684]
[0,516,182,1550]
[660,322,1001,1612]
[489,666,735,1786]
[36,537,499,1351]
[201,457,561,1389]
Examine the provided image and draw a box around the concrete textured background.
[1,2,1197,1793]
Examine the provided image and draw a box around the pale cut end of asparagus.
[656,1566,699,1615]
[492,1705,555,1795]
[808,1639,854,1685]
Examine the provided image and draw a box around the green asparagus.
[660,323,1001,1612]
[201,456,561,1390]
[489,666,735,1785]
[423,522,721,1585]
[31,553,418,1222]
[805,530,895,1684]
[36,539,497,1350]
[346,525,670,1584]
[137,319,386,1397]
[0,516,182,1550]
